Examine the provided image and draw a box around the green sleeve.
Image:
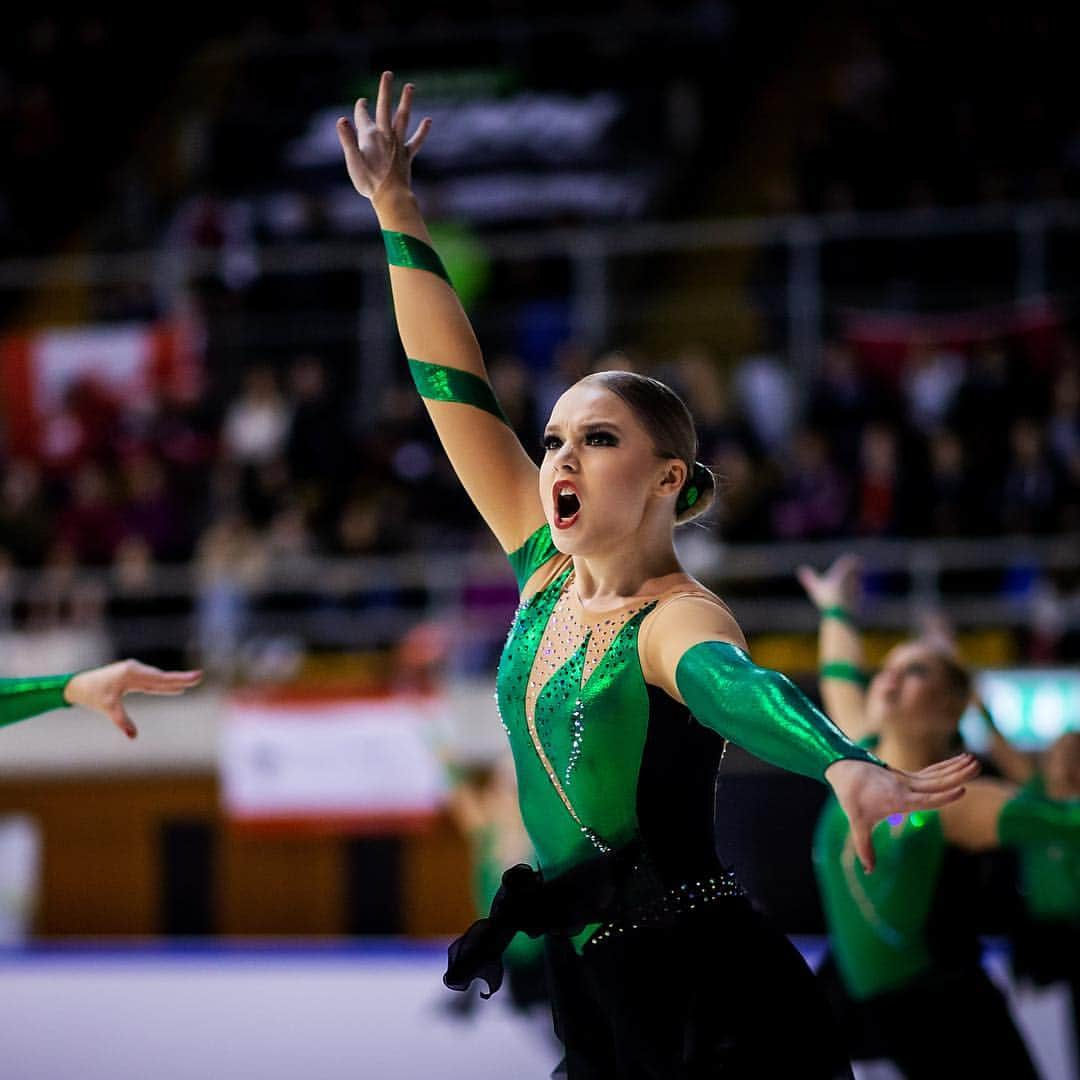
[998,792,1080,847]
[506,524,561,592]
[383,229,452,284]
[407,358,510,426]
[0,675,73,729]
[820,661,870,688]
[384,229,510,427]
[675,641,882,782]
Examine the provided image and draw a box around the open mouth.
[553,482,582,529]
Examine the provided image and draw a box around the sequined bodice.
[496,560,657,876]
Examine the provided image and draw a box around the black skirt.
[817,952,1040,1079]
[545,895,852,1080]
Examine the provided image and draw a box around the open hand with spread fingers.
[796,553,863,614]
[336,70,433,204]
[826,753,981,872]
[63,661,203,740]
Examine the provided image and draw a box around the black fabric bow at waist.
[444,841,647,998]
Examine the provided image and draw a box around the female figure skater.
[0,660,202,736]
[800,554,1080,1078]
[337,72,979,1078]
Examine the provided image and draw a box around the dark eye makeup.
[542,429,618,451]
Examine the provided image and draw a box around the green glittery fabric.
[407,358,510,426]
[0,675,72,729]
[382,229,451,284]
[507,524,561,591]
[1012,777,1080,922]
[495,561,655,879]
[814,786,946,999]
[675,641,879,782]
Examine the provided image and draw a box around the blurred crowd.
[2,332,1078,580]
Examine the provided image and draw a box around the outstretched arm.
[797,555,873,742]
[940,775,1080,851]
[337,73,546,558]
[0,661,201,739]
[640,596,979,871]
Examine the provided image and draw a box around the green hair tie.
[676,462,708,516]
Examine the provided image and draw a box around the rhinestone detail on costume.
[515,570,653,854]
[584,869,745,947]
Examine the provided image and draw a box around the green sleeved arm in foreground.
[999,792,1080,847]
[675,641,881,782]
[0,675,72,729]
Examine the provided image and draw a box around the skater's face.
[868,642,966,738]
[540,383,686,556]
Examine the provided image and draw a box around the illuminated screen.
[960,669,1080,752]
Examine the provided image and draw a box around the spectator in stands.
[1047,365,1080,530]
[709,441,774,543]
[808,342,875,467]
[925,429,979,536]
[221,366,290,468]
[772,427,849,539]
[193,512,267,677]
[488,354,540,449]
[903,342,964,436]
[668,345,757,457]
[734,353,796,456]
[285,354,347,495]
[1002,418,1060,534]
[38,377,119,474]
[0,461,51,566]
[55,462,124,566]
[335,492,404,558]
[118,452,185,561]
[949,342,1019,519]
[853,421,907,537]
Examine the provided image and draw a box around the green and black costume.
[814,734,1080,1077]
[384,226,886,1078]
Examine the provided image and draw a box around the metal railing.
[3,199,1079,417]
[1,533,1075,670]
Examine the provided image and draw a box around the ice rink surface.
[0,940,1072,1080]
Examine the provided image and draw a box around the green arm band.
[820,606,856,628]
[407,358,510,426]
[675,641,881,783]
[382,230,451,285]
[820,661,870,688]
[998,793,1080,847]
[507,524,560,591]
[0,675,73,729]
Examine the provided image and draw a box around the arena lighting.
[961,669,1080,751]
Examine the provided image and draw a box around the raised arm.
[973,699,1039,784]
[337,73,546,556]
[640,595,979,871]
[797,555,874,743]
